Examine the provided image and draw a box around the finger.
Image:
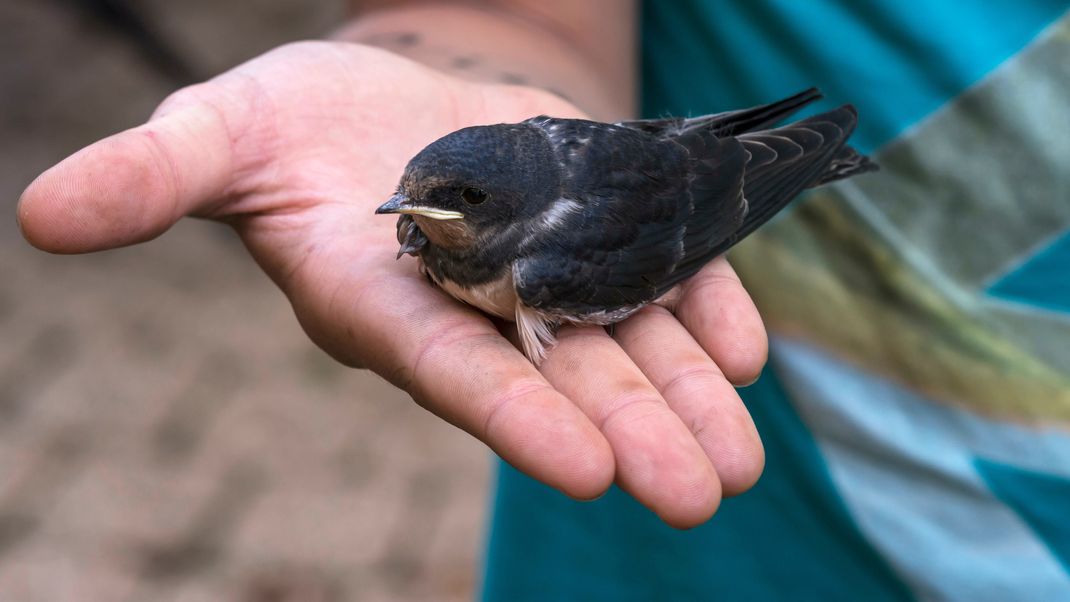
[18,96,239,253]
[290,254,615,501]
[675,257,768,386]
[540,325,721,528]
[615,306,764,496]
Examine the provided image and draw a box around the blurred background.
[2,1,490,600]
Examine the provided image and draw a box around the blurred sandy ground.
[1,1,491,600]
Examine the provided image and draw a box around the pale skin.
[17,1,767,529]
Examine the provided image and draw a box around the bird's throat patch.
[413,215,478,250]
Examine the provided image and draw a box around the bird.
[375,88,877,363]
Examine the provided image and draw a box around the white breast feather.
[515,304,557,365]
[429,270,517,320]
[425,262,559,364]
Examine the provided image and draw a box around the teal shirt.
[484,2,1070,600]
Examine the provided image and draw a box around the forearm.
[335,1,636,120]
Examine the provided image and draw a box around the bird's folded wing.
[514,126,754,319]
[659,105,861,290]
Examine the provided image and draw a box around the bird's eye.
[460,187,489,205]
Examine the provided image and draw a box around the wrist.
[330,3,632,120]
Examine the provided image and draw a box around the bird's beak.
[375,193,464,221]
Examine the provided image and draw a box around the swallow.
[376,88,876,363]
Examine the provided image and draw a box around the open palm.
[19,42,766,528]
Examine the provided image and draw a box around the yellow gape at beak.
[375,193,465,220]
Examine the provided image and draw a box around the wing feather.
[516,104,864,321]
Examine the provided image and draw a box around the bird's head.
[376,123,561,250]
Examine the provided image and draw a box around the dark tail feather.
[722,105,866,251]
[705,87,824,136]
[655,103,874,295]
[811,145,879,186]
[617,87,823,138]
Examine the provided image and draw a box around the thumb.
[18,95,240,254]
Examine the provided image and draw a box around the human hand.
[18,41,766,528]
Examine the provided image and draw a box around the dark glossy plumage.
[514,91,874,320]
[377,88,877,361]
